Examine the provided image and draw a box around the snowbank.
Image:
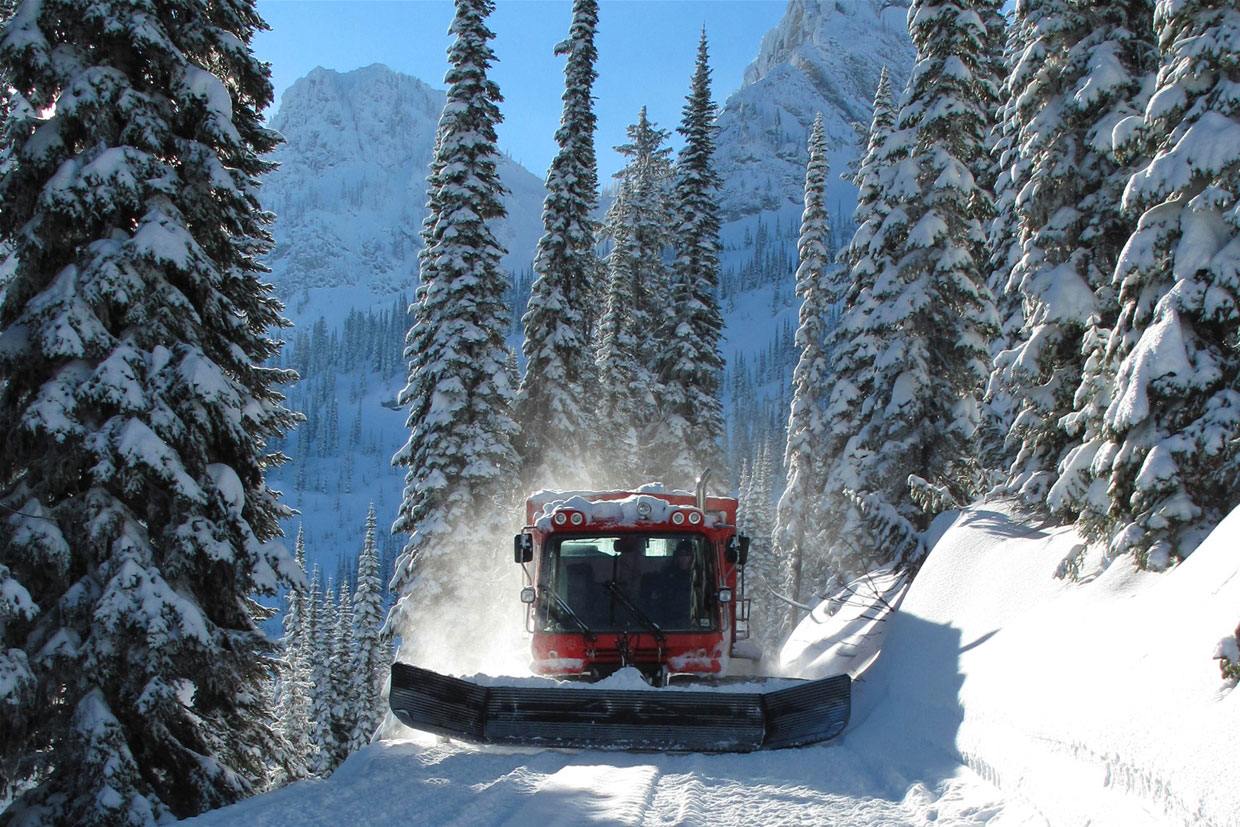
[830,503,1240,826]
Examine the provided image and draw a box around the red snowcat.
[389,472,851,752]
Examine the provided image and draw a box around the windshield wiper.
[604,581,666,644]
[538,585,596,641]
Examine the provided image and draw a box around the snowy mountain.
[713,0,915,223]
[262,64,546,300]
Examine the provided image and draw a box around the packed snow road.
[184,729,1030,826]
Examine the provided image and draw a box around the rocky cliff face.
[714,0,915,223]
[262,64,546,298]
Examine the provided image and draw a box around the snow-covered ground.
[184,503,1240,826]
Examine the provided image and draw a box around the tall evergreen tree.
[612,107,675,377]
[309,578,338,776]
[1041,1,1156,527]
[274,526,313,782]
[745,439,780,652]
[825,0,1001,580]
[516,0,601,489]
[348,504,385,752]
[595,178,646,487]
[329,586,353,764]
[0,0,300,820]
[818,66,906,583]
[990,0,1158,513]
[1087,0,1240,568]
[390,0,520,672]
[596,107,674,484]
[773,113,833,624]
[651,29,727,487]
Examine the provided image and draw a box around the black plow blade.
[389,662,850,753]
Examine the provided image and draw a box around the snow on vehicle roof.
[530,493,727,531]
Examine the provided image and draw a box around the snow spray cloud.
[387,496,531,680]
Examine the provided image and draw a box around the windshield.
[539,534,715,633]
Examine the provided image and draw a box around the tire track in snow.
[487,756,661,826]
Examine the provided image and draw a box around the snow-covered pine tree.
[613,107,674,383]
[844,68,896,275]
[309,578,339,775]
[329,586,354,764]
[773,113,833,624]
[1043,1,1157,528]
[989,0,1158,513]
[595,107,675,484]
[595,178,645,487]
[1087,0,1240,568]
[817,67,904,584]
[348,504,385,752]
[0,0,301,819]
[983,8,1034,455]
[516,0,601,489]
[389,0,520,674]
[745,440,781,652]
[274,525,314,782]
[650,29,727,488]
[827,0,1001,580]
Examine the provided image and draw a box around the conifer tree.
[613,107,675,377]
[1041,1,1156,527]
[596,107,674,484]
[773,113,833,621]
[818,68,903,583]
[0,0,300,819]
[990,0,1158,512]
[274,526,314,781]
[745,440,781,651]
[1088,0,1240,567]
[651,29,727,487]
[309,579,339,776]
[329,586,354,764]
[390,0,521,670]
[595,178,645,487]
[348,504,386,752]
[824,0,1001,580]
[517,0,601,489]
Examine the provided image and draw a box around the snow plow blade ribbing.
[389,662,850,752]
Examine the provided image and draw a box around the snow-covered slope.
[262,64,546,300]
[855,505,1240,826]
[184,503,1240,826]
[713,0,914,222]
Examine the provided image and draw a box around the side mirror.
[514,533,533,564]
[725,535,750,566]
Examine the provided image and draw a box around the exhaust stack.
[695,468,713,512]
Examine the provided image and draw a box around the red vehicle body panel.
[519,490,745,679]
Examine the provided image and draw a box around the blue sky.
[253,0,787,182]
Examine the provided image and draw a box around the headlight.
[671,511,686,525]
[553,512,567,526]
[569,511,584,526]
[520,587,536,604]
[688,510,702,525]
[718,588,733,604]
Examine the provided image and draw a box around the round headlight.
[688,511,702,525]
[553,512,567,526]
[671,511,686,525]
[569,511,584,526]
